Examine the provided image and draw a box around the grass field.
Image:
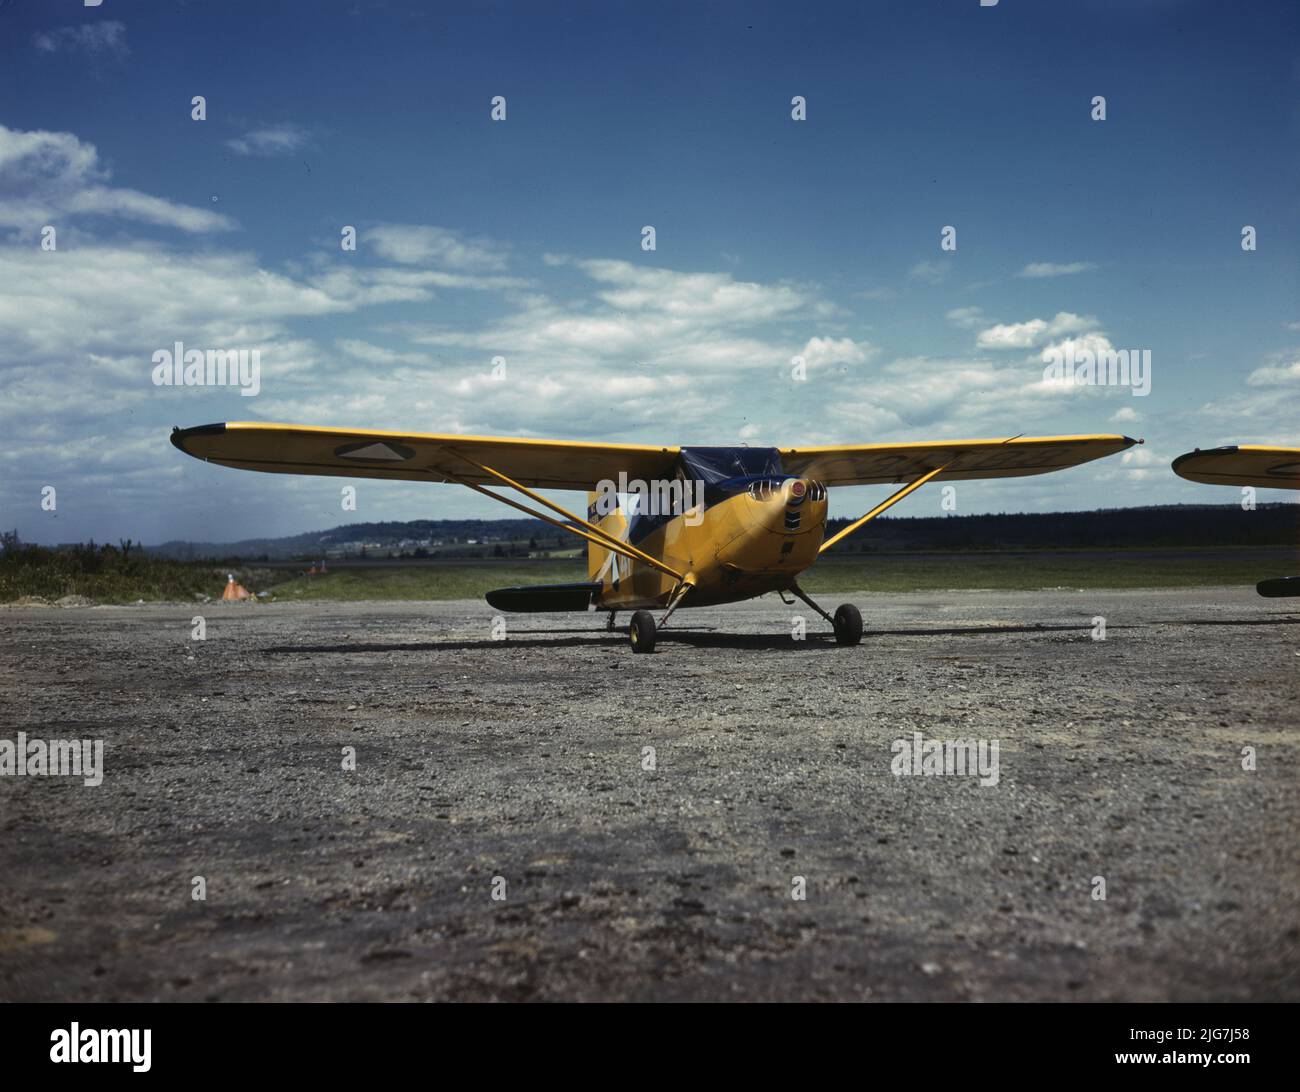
[266,561,586,602]
[258,547,1299,602]
[4,546,1296,605]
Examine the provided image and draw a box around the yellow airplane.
[171,423,1138,651]
[1172,443,1300,598]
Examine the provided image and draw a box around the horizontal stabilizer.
[485,582,601,613]
[1256,576,1300,599]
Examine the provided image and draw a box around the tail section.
[587,490,628,588]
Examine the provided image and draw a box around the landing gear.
[832,603,863,646]
[629,610,657,653]
[606,611,618,630]
[624,580,693,653]
[790,582,863,646]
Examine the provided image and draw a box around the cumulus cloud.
[946,307,984,330]
[0,124,233,233]
[798,336,876,369]
[1016,261,1097,278]
[976,312,1094,350]
[225,124,310,157]
[1246,354,1300,387]
[337,339,432,367]
[368,224,510,271]
[0,123,1175,542]
[821,352,1082,440]
[908,259,950,285]
[32,22,128,59]
[576,259,814,323]
[978,320,1048,350]
[1037,331,1116,368]
[1097,443,1171,484]
[0,245,486,368]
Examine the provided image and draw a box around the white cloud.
[977,319,1048,350]
[908,259,950,285]
[575,259,812,323]
[1016,261,1097,278]
[32,22,128,59]
[225,124,310,157]
[1246,355,1300,387]
[977,312,1094,350]
[1115,444,1165,481]
[2,123,1178,543]
[823,356,1048,438]
[1110,406,1143,423]
[946,306,984,330]
[0,243,516,395]
[336,339,432,367]
[1037,331,1116,368]
[0,124,233,234]
[368,224,510,271]
[798,336,876,369]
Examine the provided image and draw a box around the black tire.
[629,610,657,653]
[833,603,863,646]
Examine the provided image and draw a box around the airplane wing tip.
[171,422,227,456]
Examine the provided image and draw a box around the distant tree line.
[826,504,1299,551]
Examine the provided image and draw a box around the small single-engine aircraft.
[172,423,1138,651]
[1172,443,1300,598]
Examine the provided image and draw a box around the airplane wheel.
[833,603,863,646]
[629,610,657,653]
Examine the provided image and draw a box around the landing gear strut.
[790,583,863,646]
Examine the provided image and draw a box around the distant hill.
[144,504,1298,561]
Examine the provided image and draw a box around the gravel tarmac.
[1,587,1297,1001]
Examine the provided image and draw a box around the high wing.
[1171,445,1300,490]
[172,423,1137,490]
[780,434,1139,486]
[171,422,679,490]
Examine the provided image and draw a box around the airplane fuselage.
[594,475,829,610]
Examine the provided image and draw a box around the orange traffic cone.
[222,574,253,600]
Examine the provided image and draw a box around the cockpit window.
[678,447,784,485]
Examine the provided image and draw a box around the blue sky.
[1,0,1296,544]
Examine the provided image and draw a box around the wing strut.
[819,462,951,554]
[434,452,687,583]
